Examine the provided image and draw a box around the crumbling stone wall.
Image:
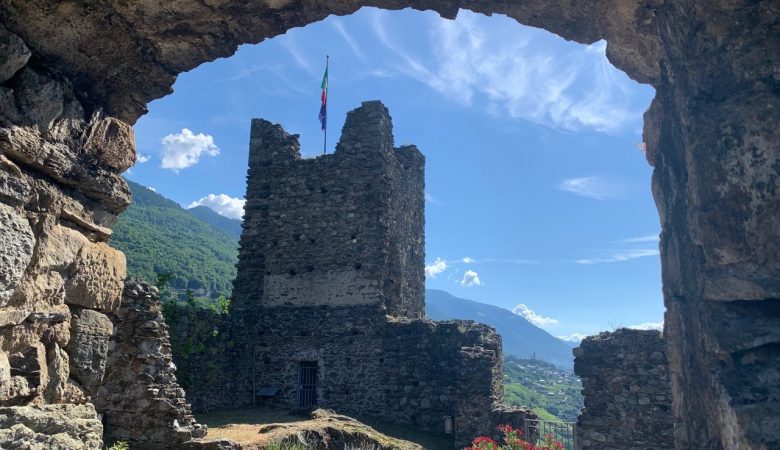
[96,279,207,448]
[574,329,674,450]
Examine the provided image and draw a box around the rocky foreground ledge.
[198,409,422,450]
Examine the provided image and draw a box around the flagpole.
[323,55,329,155]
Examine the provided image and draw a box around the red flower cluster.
[464,425,565,450]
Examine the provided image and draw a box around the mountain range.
[113,180,575,368]
[426,289,574,369]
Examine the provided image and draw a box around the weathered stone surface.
[0,202,34,306]
[64,241,126,313]
[82,113,136,172]
[234,101,424,319]
[97,279,207,449]
[66,308,113,397]
[0,124,132,213]
[0,24,30,84]
[574,329,674,450]
[0,154,31,205]
[0,403,103,450]
[11,67,64,132]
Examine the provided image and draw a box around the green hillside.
[112,180,238,297]
[187,205,243,238]
[503,356,583,422]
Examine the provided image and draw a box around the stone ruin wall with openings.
[574,329,674,450]
[226,101,536,447]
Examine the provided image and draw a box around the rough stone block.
[83,113,136,172]
[11,67,64,132]
[0,403,103,449]
[66,308,112,396]
[0,203,34,306]
[65,241,126,313]
[0,155,31,205]
[0,24,30,84]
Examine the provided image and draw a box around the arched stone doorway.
[0,2,777,449]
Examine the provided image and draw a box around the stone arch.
[1,2,777,449]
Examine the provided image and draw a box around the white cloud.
[367,9,648,133]
[424,191,440,205]
[279,37,316,76]
[576,249,660,265]
[147,186,156,193]
[460,270,481,287]
[613,234,660,244]
[512,304,559,327]
[136,153,150,163]
[576,233,661,264]
[479,258,539,265]
[187,194,246,220]
[462,256,475,263]
[628,321,664,331]
[557,176,624,200]
[332,20,368,63]
[425,257,448,278]
[160,129,220,172]
[558,333,589,343]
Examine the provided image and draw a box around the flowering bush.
[465,425,565,450]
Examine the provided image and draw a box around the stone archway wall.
[0,2,777,449]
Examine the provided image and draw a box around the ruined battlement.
[574,329,674,450]
[234,100,425,318]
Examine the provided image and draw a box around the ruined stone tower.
[231,101,534,444]
[233,100,425,319]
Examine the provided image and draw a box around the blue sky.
[126,8,661,341]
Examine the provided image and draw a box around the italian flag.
[318,64,328,131]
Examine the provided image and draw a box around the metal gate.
[523,419,577,450]
[297,361,318,408]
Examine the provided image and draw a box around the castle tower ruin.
[233,100,425,319]
[231,101,536,445]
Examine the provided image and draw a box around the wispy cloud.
[365,9,648,133]
[425,257,448,278]
[460,270,481,287]
[279,38,316,76]
[613,234,659,244]
[136,153,150,164]
[425,191,441,205]
[576,249,660,265]
[576,234,660,265]
[462,256,474,264]
[332,20,368,63]
[369,10,436,82]
[512,304,559,327]
[160,129,219,172]
[477,257,539,265]
[188,194,246,220]
[557,176,625,200]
